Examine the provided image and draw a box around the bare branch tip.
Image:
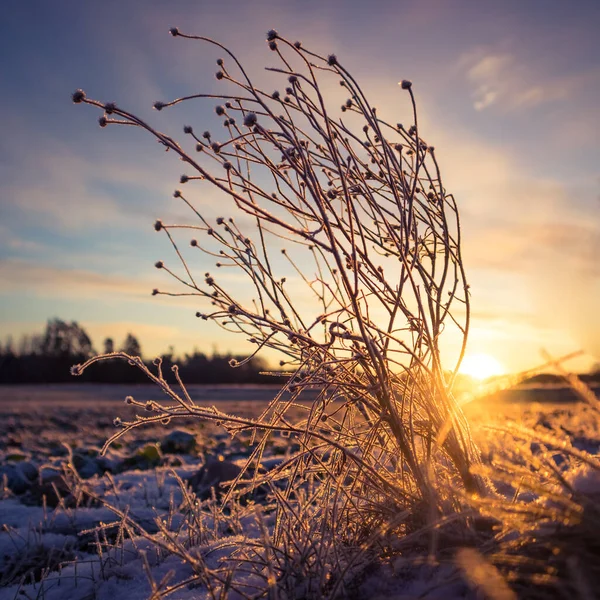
[72,89,86,104]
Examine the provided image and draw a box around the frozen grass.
[1,388,599,598]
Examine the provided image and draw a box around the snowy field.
[1,383,599,599]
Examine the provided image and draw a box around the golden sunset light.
[459,353,506,381]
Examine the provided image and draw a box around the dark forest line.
[2,319,599,387]
[0,319,273,384]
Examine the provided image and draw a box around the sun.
[459,353,505,381]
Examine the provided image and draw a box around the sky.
[0,0,599,374]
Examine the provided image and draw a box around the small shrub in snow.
[68,28,600,599]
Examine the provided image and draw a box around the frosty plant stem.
[72,28,484,537]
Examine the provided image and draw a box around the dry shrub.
[70,28,504,597]
[66,28,600,600]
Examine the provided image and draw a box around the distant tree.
[16,335,28,356]
[4,336,14,356]
[103,337,115,354]
[120,333,142,357]
[21,334,44,356]
[41,319,94,358]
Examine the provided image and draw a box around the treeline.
[0,319,272,384]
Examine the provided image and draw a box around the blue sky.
[1,0,599,372]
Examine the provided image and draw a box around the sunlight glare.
[459,353,505,381]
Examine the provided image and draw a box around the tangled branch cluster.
[73,29,483,548]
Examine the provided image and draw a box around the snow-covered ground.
[1,384,598,599]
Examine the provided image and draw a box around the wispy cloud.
[0,223,47,254]
[458,47,585,112]
[0,258,155,300]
